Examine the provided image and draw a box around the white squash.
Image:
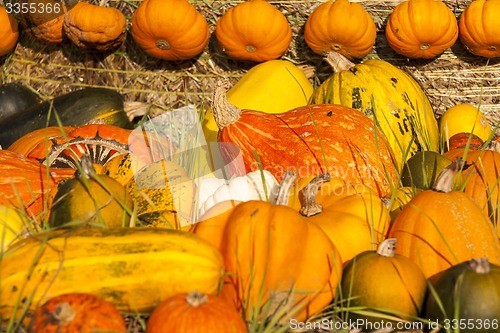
[195,170,279,218]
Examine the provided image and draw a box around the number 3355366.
[5,2,61,14]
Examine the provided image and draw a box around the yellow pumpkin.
[202,60,313,145]
[0,205,30,251]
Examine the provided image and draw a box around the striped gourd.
[0,227,224,320]
[312,52,439,169]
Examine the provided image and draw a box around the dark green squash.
[0,87,133,148]
[425,257,500,332]
[0,82,41,123]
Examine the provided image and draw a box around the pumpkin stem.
[52,302,76,325]
[324,52,355,73]
[78,154,98,180]
[299,173,330,217]
[468,257,491,274]
[212,79,242,129]
[432,158,464,193]
[274,171,297,206]
[377,238,396,257]
[185,290,208,307]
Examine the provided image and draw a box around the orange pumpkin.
[146,291,248,333]
[63,2,127,51]
[304,0,376,59]
[20,0,67,43]
[215,0,292,62]
[385,0,459,59]
[131,0,209,60]
[0,150,74,218]
[193,172,343,322]
[0,6,19,56]
[28,293,126,333]
[459,0,500,58]
[212,80,398,197]
[388,159,500,279]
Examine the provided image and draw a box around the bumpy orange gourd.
[212,80,398,197]
[215,0,292,62]
[0,6,19,56]
[63,2,126,51]
[28,293,126,333]
[388,159,500,279]
[131,0,209,60]
[20,0,67,43]
[459,0,500,58]
[193,172,343,322]
[304,0,376,59]
[385,0,459,58]
[146,291,248,333]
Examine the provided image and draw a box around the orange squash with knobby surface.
[28,293,126,333]
[146,291,248,333]
[193,172,342,322]
[212,80,398,197]
[131,0,209,60]
[385,0,458,58]
[388,159,500,279]
[215,0,292,62]
[20,0,67,43]
[304,0,376,59]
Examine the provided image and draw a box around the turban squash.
[211,79,398,197]
[311,52,439,169]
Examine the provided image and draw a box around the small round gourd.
[385,0,458,58]
[215,0,292,62]
[341,239,427,327]
[0,6,19,56]
[439,104,493,145]
[146,290,248,333]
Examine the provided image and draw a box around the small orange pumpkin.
[28,293,126,333]
[385,0,459,59]
[131,0,209,60]
[388,159,500,279]
[459,0,500,58]
[215,0,292,62]
[63,2,127,51]
[0,6,19,56]
[146,291,248,333]
[304,0,376,59]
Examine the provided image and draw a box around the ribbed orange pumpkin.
[215,0,292,62]
[131,0,209,60]
[63,2,127,51]
[193,172,343,322]
[388,159,500,279]
[146,291,248,333]
[0,6,19,56]
[304,0,376,59]
[212,80,398,197]
[28,293,126,333]
[385,0,459,58]
[459,0,500,58]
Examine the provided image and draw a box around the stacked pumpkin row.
[1,0,500,60]
[1,51,500,331]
